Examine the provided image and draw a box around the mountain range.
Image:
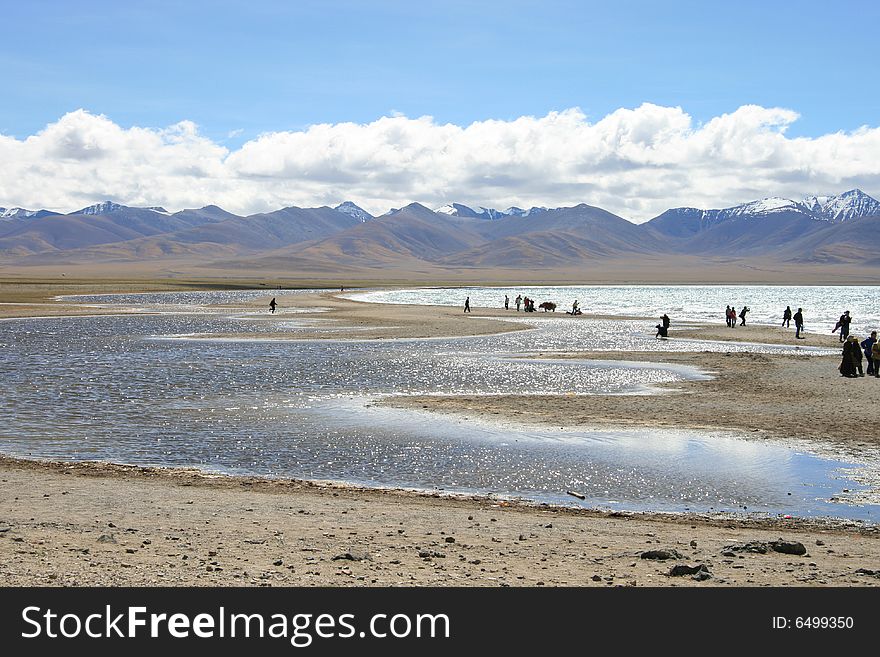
[2,190,880,279]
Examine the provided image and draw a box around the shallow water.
[2,291,875,520]
[353,285,880,337]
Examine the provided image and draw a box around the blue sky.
[2,0,878,144]
[2,0,879,218]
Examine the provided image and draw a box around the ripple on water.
[0,291,872,520]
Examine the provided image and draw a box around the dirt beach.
[1,280,879,587]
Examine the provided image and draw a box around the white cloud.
[1,105,879,221]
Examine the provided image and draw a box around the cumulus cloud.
[1,105,879,221]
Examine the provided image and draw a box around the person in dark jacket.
[833,311,852,342]
[661,313,670,330]
[269,297,277,314]
[738,306,749,326]
[850,335,864,376]
[862,331,878,376]
[840,339,856,377]
[793,308,804,339]
[725,305,732,328]
[782,306,792,327]
[464,296,471,313]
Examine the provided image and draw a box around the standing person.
[793,307,805,339]
[729,306,737,329]
[833,311,852,342]
[850,336,864,377]
[782,306,792,327]
[464,296,471,313]
[504,294,509,310]
[571,300,580,315]
[661,313,670,330]
[269,297,277,314]
[739,306,749,326]
[872,340,880,378]
[840,338,857,377]
[841,311,852,342]
[861,331,878,376]
[515,295,522,311]
[725,305,732,328]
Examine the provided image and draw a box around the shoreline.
[2,455,879,587]
[2,279,879,586]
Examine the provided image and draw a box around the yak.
[538,301,557,312]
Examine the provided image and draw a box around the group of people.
[840,330,880,378]
[724,305,750,327]
[465,296,876,373]
[506,294,537,312]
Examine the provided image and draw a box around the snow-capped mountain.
[334,201,373,222]
[663,189,880,226]
[434,202,548,220]
[1,207,59,220]
[72,201,170,216]
[801,189,880,222]
[74,201,128,215]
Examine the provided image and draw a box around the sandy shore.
[2,279,879,587]
[2,456,878,587]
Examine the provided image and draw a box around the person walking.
[782,306,792,328]
[464,296,471,313]
[793,307,805,339]
[833,311,852,342]
[739,306,749,326]
[269,297,277,314]
[515,295,522,311]
[504,294,509,310]
[862,331,878,376]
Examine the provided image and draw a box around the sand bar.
[1,279,879,586]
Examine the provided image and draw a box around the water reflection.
[0,291,873,520]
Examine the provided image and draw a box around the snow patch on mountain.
[74,201,127,215]
[1,207,38,219]
[334,201,373,222]
[667,189,880,225]
[803,189,880,222]
[434,203,549,220]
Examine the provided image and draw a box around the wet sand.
[1,280,879,587]
[2,456,878,587]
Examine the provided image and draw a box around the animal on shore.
[538,301,557,312]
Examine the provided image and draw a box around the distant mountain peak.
[0,206,59,220]
[661,189,880,227]
[433,202,548,220]
[801,188,880,222]
[334,201,373,222]
[72,201,173,216]
[75,201,126,215]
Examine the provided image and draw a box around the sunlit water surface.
[353,285,880,337]
[2,289,875,520]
